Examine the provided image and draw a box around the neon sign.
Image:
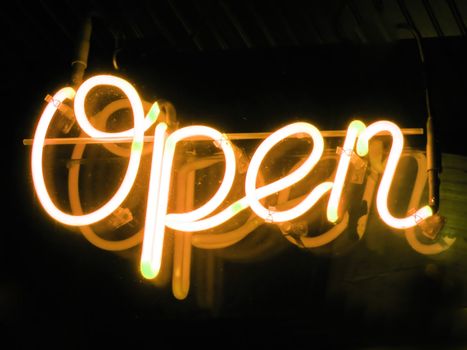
[30,75,455,299]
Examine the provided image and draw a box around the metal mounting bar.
[23,128,423,146]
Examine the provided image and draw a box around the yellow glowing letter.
[356,121,433,229]
[245,122,332,223]
[32,75,145,226]
[141,126,236,279]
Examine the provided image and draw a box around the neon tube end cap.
[418,213,446,240]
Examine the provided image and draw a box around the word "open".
[32,75,444,282]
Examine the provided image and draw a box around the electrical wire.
[397,22,440,214]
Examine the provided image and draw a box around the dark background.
[2,0,467,348]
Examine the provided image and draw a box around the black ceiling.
[2,0,466,61]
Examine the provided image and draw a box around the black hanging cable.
[70,12,126,84]
[397,23,441,216]
[70,14,93,88]
[112,31,123,71]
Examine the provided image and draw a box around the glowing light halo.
[245,122,330,223]
[356,121,433,229]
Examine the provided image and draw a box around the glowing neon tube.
[166,197,250,232]
[140,122,168,279]
[245,122,331,223]
[141,126,236,279]
[356,121,433,229]
[32,88,77,224]
[327,120,366,223]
